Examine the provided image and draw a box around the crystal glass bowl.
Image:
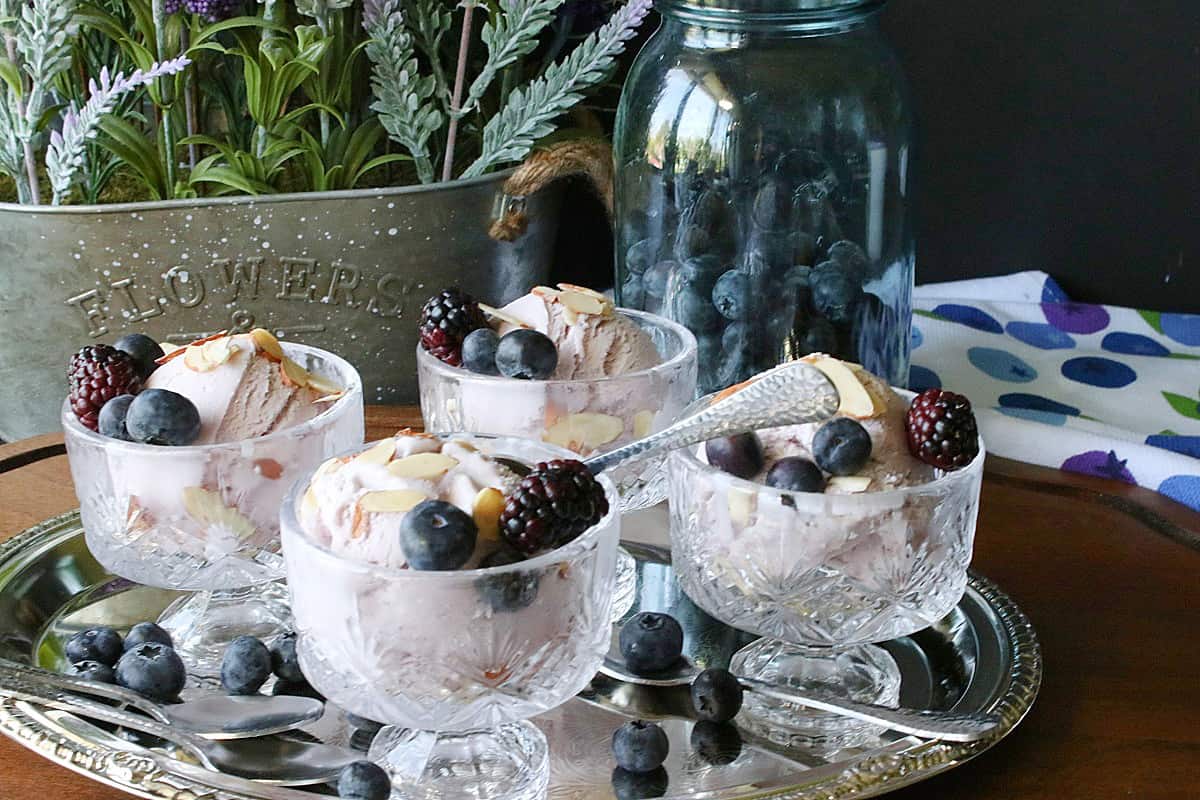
[281,434,620,799]
[668,390,984,747]
[62,343,364,672]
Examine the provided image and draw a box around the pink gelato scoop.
[494,286,662,379]
[146,333,325,444]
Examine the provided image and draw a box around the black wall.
[559,2,1199,312]
[882,1,1200,310]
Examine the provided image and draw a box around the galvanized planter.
[0,170,562,441]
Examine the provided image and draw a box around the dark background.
[558,1,1200,312]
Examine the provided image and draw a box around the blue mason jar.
[614,0,914,394]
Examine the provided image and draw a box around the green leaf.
[96,115,166,199]
[189,157,274,195]
[279,102,344,128]
[353,153,409,186]
[0,59,23,99]
[1162,391,1200,421]
[191,15,288,48]
[1139,309,1163,334]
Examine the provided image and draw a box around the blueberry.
[271,679,323,700]
[625,239,657,276]
[461,328,500,375]
[790,231,816,266]
[66,626,124,666]
[690,668,744,722]
[612,719,670,773]
[270,632,305,684]
[812,418,873,476]
[674,224,710,260]
[611,766,669,799]
[495,329,558,380]
[704,433,764,480]
[810,262,862,324]
[780,264,811,293]
[69,660,117,684]
[619,274,645,308]
[98,395,136,441]
[669,284,722,332]
[337,760,391,800]
[765,457,825,493]
[221,635,272,695]
[113,333,164,379]
[712,270,753,320]
[690,721,742,766]
[619,612,684,675]
[115,643,186,702]
[124,622,172,651]
[125,388,201,446]
[684,187,730,232]
[475,547,539,612]
[676,255,723,294]
[752,179,790,230]
[827,239,869,283]
[400,499,477,570]
[799,317,838,355]
[643,260,676,300]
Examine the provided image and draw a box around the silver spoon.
[0,661,324,739]
[4,681,358,785]
[599,544,1002,744]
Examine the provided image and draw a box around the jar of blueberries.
[614,0,914,394]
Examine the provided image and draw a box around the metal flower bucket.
[0,169,562,440]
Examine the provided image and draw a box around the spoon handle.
[738,676,1002,743]
[585,361,840,474]
[0,660,171,724]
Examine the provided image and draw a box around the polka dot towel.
[912,271,1200,512]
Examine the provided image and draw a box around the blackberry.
[418,288,489,366]
[905,388,980,470]
[499,459,609,555]
[68,345,142,431]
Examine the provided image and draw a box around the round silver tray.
[0,511,1041,799]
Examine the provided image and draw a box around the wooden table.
[2,406,1198,799]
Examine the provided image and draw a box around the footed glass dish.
[668,397,984,749]
[62,344,363,676]
[281,434,620,800]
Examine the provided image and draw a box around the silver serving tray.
[0,511,1041,799]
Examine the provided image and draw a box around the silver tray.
[0,511,1042,799]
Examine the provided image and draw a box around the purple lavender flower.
[184,0,243,22]
[164,0,184,14]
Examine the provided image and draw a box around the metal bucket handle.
[489,139,613,242]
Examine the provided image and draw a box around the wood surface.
[1,406,1198,799]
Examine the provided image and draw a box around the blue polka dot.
[931,304,1003,334]
[998,393,1081,416]
[968,347,1038,382]
[1061,356,1137,388]
[911,326,924,350]
[1145,435,1200,459]
[1005,321,1075,350]
[907,364,941,391]
[996,406,1067,426]
[1042,302,1110,334]
[1160,313,1200,346]
[1041,276,1069,304]
[1158,475,1200,512]
[1101,332,1170,357]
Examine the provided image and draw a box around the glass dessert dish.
[62,342,363,674]
[281,435,620,800]
[668,390,984,749]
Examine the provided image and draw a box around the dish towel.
[910,271,1200,512]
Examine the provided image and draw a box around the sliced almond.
[478,303,530,329]
[802,355,879,419]
[473,487,506,542]
[159,342,183,357]
[827,475,872,493]
[182,486,256,540]
[302,486,320,515]
[556,283,608,302]
[250,328,284,361]
[313,456,343,481]
[279,357,310,389]
[306,372,343,396]
[387,452,459,479]
[531,285,563,301]
[543,412,624,454]
[354,438,396,466]
[202,336,238,366]
[633,410,656,439]
[313,393,345,404]
[183,344,216,372]
[358,489,428,513]
[559,289,608,318]
[727,486,756,527]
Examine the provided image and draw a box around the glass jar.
[614,0,914,394]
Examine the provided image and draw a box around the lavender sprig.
[16,0,76,132]
[46,56,191,205]
[462,0,651,178]
[364,0,442,183]
[463,0,566,116]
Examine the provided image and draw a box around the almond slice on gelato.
[473,487,505,542]
[479,303,531,329]
[387,452,459,479]
[182,487,256,540]
[354,438,396,466]
[250,328,284,361]
[358,489,429,513]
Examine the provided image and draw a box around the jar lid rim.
[656,0,886,22]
